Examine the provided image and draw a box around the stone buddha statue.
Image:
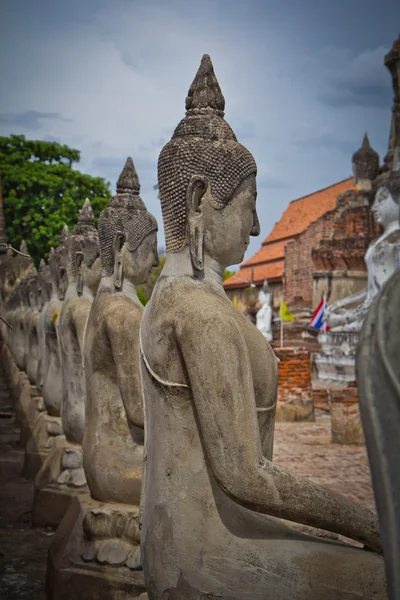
[356,180,400,600]
[35,258,51,392]
[34,201,101,519]
[12,279,29,370]
[139,55,386,599]
[325,148,400,332]
[83,157,158,505]
[24,241,67,479]
[40,228,69,417]
[256,279,273,342]
[48,158,159,583]
[59,199,101,449]
[26,260,50,385]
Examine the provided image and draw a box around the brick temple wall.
[275,347,314,422]
[283,210,337,306]
[283,190,380,308]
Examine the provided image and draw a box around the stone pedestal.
[329,387,364,445]
[22,412,64,480]
[275,347,315,422]
[47,495,146,600]
[313,332,364,444]
[33,437,88,528]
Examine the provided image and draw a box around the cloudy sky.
[0,0,398,264]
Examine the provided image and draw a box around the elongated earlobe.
[113,232,126,291]
[186,176,207,277]
[76,252,84,296]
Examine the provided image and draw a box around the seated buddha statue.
[57,198,101,486]
[40,228,69,417]
[24,240,68,478]
[356,159,400,600]
[80,156,158,568]
[139,55,386,600]
[325,150,400,332]
[35,200,101,498]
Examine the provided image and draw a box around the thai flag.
[310,297,329,331]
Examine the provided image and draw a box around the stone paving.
[0,355,376,598]
[273,412,376,512]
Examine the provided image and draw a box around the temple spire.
[0,169,8,253]
[352,132,379,189]
[116,157,140,194]
[362,132,371,149]
[185,54,225,115]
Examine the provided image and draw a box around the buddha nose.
[153,253,160,268]
[250,211,260,237]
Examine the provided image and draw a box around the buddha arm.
[326,288,367,314]
[106,308,144,429]
[179,316,381,552]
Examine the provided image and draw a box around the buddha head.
[98,157,158,290]
[158,54,260,272]
[372,149,400,228]
[66,199,101,297]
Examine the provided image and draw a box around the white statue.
[325,166,400,332]
[256,279,273,341]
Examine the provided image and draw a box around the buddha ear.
[186,175,208,216]
[113,231,126,255]
[75,251,84,295]
[186,175,208,276]
[113,232,126,291]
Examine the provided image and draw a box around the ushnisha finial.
[185,54,225,116]
[59,225,69,245]
[78,198,95,225]
[39,258,46,271]
[362,132,371,150]
[116,157,140,194]
[49,247,55,258]
[20,240,29,255]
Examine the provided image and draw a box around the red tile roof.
[224,177,353,290]
[262,178,353,245]
[224,262,284,289]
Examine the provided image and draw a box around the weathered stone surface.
[357,259,400,599]
[46,496,146,600]
[139,54,386,599]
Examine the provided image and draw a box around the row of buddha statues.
[0,54,399,600]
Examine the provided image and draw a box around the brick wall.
[283,190,380,308]
[284,210,337,306]
[275,347,314,421]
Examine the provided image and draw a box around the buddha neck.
[65,280,94,300]
[98,276,141,304]
[162,247,224,290]
[381,218,399,235]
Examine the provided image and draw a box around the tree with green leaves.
[0,135,111,264]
